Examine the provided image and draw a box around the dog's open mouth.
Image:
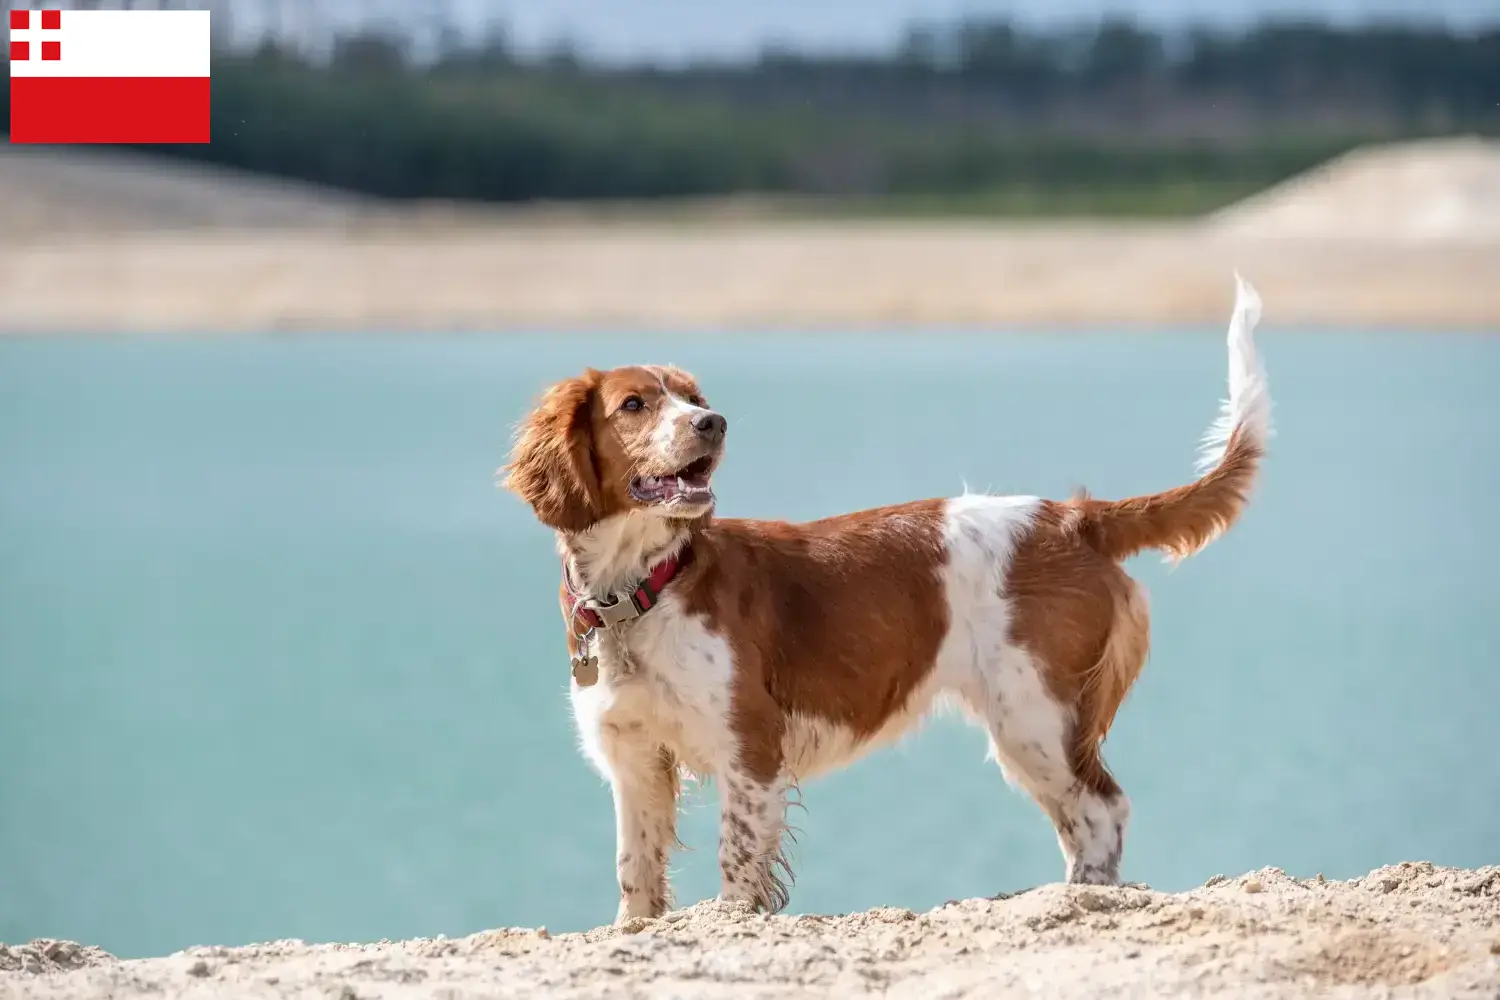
[630,456,715,507]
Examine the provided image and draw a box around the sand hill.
[0,146,373,236]
[1210,135,1500,241]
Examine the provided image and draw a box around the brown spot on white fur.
[681,502,951,785]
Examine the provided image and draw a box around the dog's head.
[504,365,727,534]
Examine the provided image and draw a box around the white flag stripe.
[10,10,210,79]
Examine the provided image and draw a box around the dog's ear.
[504,372,604,533]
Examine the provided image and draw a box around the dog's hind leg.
[963,648,1132,886]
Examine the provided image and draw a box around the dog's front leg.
[718,758,793,913]
[603,734,679,923]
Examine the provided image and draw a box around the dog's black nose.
[692,411,727,442]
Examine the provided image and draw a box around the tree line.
[5,16,1495,213]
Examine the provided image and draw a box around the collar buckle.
[582,593,644,629]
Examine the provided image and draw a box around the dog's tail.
[1071,274,1270,563]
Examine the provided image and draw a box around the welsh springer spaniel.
[504,276,1269,924]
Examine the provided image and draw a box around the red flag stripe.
[9,77,211,144]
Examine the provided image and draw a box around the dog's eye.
[621,396,645,413]
[687,394,705,407]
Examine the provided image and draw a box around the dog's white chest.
[569,597,735,778]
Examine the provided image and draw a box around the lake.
[1,329,1496,958]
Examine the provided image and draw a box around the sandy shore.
[4,863,1497,999]
[3,141,1497,333]
[2,221,1497,333]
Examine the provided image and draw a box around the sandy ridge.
[2,224,1497,333]
[4,863,1498,999]
[2,140,1498,333]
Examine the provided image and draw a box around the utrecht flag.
[9,9,211,144]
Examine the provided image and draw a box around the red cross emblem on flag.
[8,8,212,144]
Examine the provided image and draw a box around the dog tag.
[571,655,599,687]
[571,632,599,687]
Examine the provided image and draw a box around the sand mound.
[0,941,114,976]
[1209,136,1500,241]
[0,147,374,236]
[3,862,1497,999]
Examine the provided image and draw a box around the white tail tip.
[1196,273,1271,476]
[1231,271,1263,337]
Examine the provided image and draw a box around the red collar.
[565,547,691,632]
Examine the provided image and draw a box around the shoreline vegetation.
[3,863,1498,998]
[9,17,1493,214]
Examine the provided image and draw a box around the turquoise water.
[1,331,1496,959]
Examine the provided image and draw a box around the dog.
[504,276,1268,924]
